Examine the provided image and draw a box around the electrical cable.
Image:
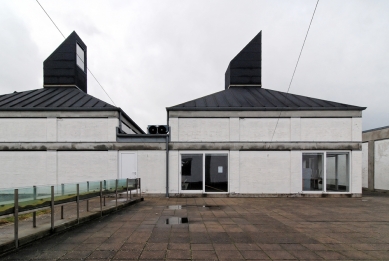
[270,0,319,141]
[35,0,117,106]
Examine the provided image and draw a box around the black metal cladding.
[225,31,261,89]
[43,31,88,93]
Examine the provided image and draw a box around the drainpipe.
[166,110,170,197]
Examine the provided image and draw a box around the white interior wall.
[362,142,368,188]
[374,139,389,190]
[0,118,118,142]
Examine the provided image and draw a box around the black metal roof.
[167,87,366,111]
[0,87,115,110]
[0,87,145,133]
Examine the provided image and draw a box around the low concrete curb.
[0,197,143,255]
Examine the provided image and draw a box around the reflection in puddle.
[166,217,188,224]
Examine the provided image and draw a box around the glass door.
[205,154,228,192]
[181,154,203,191]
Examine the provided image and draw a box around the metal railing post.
[33,186,37,228]
[14,189,18,248]
[103,180,106,206]
[126,178,129,201]
[139,178,142,198]
[99,181,103,216]
[76,184,80,223]
[87,181,89,212]
[51,186,54,231]
[61,184,64,219]
[115,179,118,210]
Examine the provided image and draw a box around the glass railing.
[0,178,141,249]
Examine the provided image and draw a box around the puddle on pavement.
[167,205,221,210]
[166,217,188,224]
[167,205,183,209]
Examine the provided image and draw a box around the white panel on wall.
[239,151,291,193]
[178,118,229,142]
[374,139,389,190]
[351,150,362,193]
[300,118,352,141]
[57,151,113,184]
[0,152,50,188]
[169,118,179,142]
[0,119,47,142]
[229,151,240,193]
[362,142,368,188]
[169,150,179,193]
[57,118,113,142]
[137,151,166,193]
[239,118,290,141]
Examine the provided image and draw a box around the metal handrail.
[0,178,141,249]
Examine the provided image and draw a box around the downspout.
[166,110,170,197]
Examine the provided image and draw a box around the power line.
[35,0,117,106]
[270,0,319,141]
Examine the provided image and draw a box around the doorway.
[180,152,228,193]
[119,152,137,179]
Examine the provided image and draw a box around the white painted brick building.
[0,31,366,197]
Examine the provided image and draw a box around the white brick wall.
[171,117,358,142]
[0,118,118,142]
[137,151,166,194]
[374,139,389,190]
[362,142,368,188]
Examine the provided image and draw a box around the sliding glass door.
[181,152,228,193]
[205,154,228,192]
[302,152,350,193]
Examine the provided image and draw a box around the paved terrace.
[1,195,389,260]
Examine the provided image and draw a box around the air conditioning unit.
[147,125,169,134]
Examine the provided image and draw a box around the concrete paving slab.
[1,195,389,260]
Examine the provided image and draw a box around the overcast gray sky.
[1,0,388,131]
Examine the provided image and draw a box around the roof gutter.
[166,107,367,111]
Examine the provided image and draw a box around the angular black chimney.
[44,31,87,93]
[225,31,261,89]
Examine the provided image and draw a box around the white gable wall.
[0,118,118,142]
[172,117,360,142]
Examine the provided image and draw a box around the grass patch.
[0,209,51,226]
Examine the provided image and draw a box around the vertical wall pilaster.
[368,141,375,190]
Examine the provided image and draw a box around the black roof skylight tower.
[225,31,261,89]
[43,31,88,93]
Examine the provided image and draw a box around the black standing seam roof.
[167,87,366,111]
[0,87,145,133]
